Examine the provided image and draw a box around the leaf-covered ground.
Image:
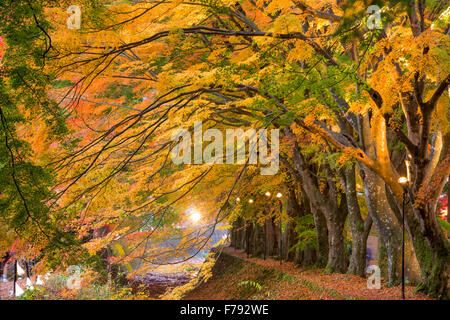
[0,279,26,300]
[184,247,432,300]
[0,247,433,300]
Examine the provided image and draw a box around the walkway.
[187,247,431,300]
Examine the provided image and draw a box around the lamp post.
[264,222,267,260]
[246,222,250,259]
[398,176,408,300]
[247,199,254,258]
[235,197,240,252]
[13,260,17,297]
[276,192,283,265]
[399,157,411,299]
[264,192,271,260]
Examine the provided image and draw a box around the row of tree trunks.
[231,216,282,260]
[229,122,441,293]
[288,135,349,273]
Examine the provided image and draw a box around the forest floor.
[0,279,25,300]
[184,247,432,300]
[0,247,433,300]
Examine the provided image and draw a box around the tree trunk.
[325,201,348,273]
[230,220,238,248]
[265,217,278,257]
[235,218,245,250]
[289,136,343,270]
[311,206,329,268]
[252,223,265,258]
[412,205,449,299]
[293,188,319,266]
[385,187,422,284]
[283,187,301,261]
[341,165,373,277]
[362,168,402,285]
[349,229,370,276]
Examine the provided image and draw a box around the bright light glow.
[248,199,254,204]
[236,197,240,202]
[405,160,411,182]
[190,211,201,223]
[276,192,282,198]
[265,191,271,197]
[398,177,408,184]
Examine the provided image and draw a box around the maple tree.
[0,0,83,266]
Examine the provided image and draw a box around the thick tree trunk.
[325,201,348,273]
[245,223,254,256]
[416,242,449,299]
[281,223,289,260]
[362,169,402,285]
[385,187,422,284]
[341,165,373,277]
[311,206,329,268]
[349,230,370,276]
[265,217,280,257]
[292,188,319,266]
[358,113,403,284]
[234,217,245,250]
[283,187,302,261]
[412,205,449,299]
[272,218,281,258]
[288,135,345,270]
[251,223,265,258]
[296,246,316,266]
[230,220,238,248]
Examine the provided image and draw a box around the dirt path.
[186,247,432,300]
[0,280,26,300]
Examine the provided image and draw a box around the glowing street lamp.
[265,191,271,197]
[398,177,408,184]
[276,192,282,198]
[236,197,240,202]
[248,199,254,204]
